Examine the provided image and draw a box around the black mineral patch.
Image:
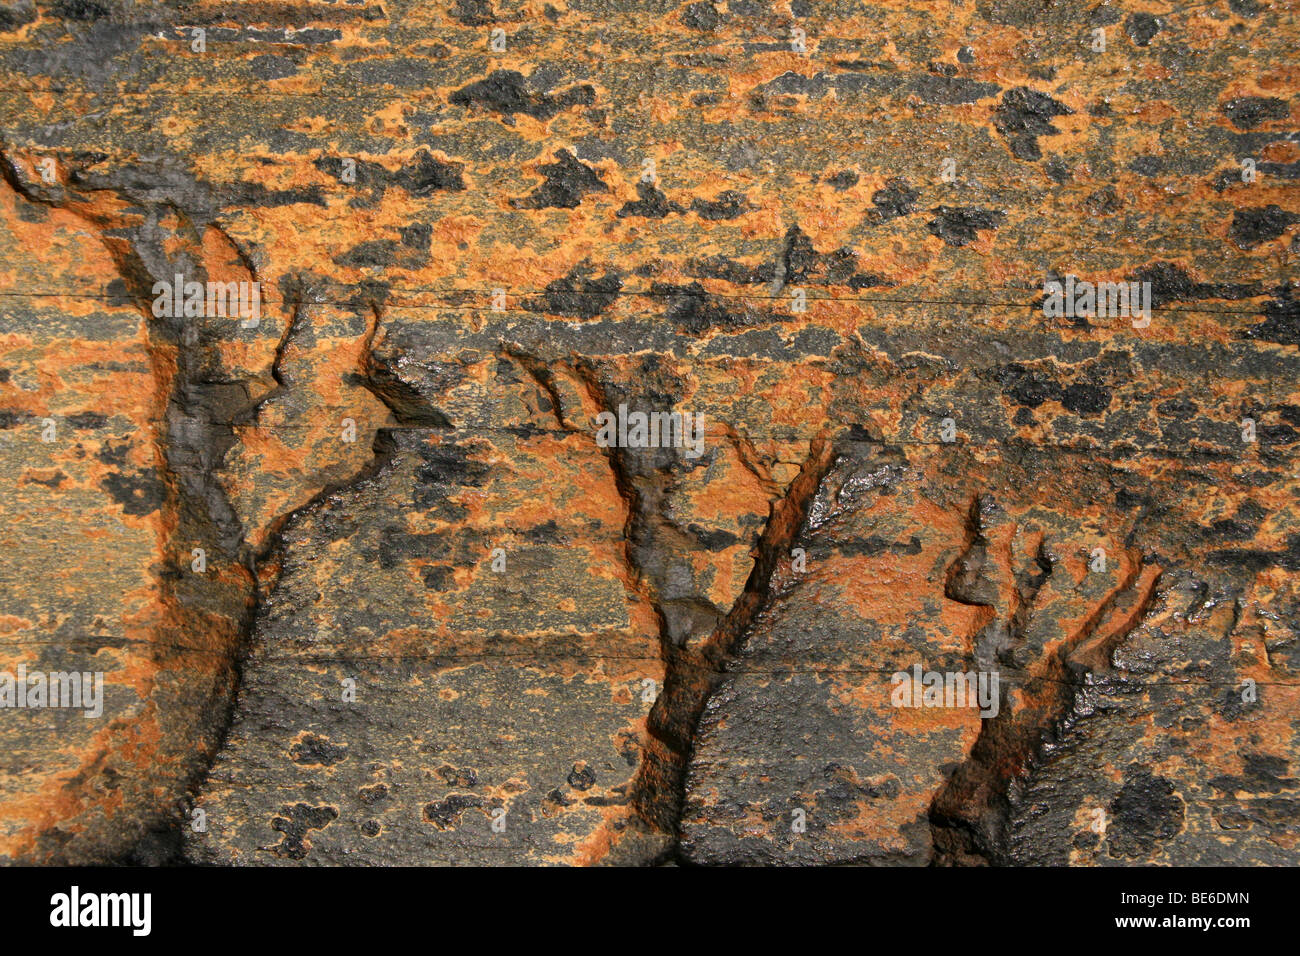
[1243,291,1299,346]
[269,804,339,859]
[101,470,166,516]
[515,150,608,209]
[617,181,685,219]
[1060,383,1112,416]
[994,87,1073,161]
[1125,12,1162,46]
[1221,96,1288,129]
[1108,767,1185,858]
[450,0,495,26]
[289,735,349,767]
[450,70,595,120]
[1230,205,1299,249]
[525,268,624,319]
[927,206,1005,246]
[870,179,919,222]
[691,191,749,220]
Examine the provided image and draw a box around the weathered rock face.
[0,1,1295,865]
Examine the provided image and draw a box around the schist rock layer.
[0,0,1295,866]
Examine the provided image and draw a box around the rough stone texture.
[0,0,1295,865]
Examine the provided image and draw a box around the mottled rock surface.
[0,0,1295,865]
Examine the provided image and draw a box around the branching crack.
[929,496,1163,865]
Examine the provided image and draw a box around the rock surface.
[0,0,1295,865]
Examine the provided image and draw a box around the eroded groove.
[625,424,838,854]
[0,146,259,861]
[0,150,448,862]
[929,496,1163,866]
